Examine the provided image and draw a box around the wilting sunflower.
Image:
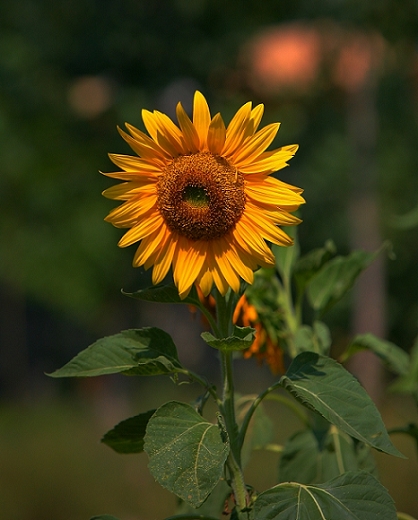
[103,91,304,298]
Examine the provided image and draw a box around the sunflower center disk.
[157,152,246,241]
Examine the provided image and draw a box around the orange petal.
[193,91,211,149]
[176,102,200,152]
[233,123,280,165]
[211,241,241,293]
[133,225,168,266]
[151,234,178,285]
[118,212,162,247]
[173,238,207,299]
[207,113,226,155]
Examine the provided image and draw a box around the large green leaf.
[123,283,201,305]
[90,516,121,520]
[144,402,230,508]
[201,326,256,352]
[174,479,232,519]
[49,327,183,378]
[293,240,336,291]
[278,426,377,485]
[280,352,403,457]
[253,471,397,520]
[306,249,378,314]
[342,333,410,376]
[101,410,156,454]
[389,334,418,396]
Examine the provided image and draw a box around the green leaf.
[101,410,156,454]
[280,352,404,457]
[342,333,410,376]
[49,327,183,378]
[90,516,121,520]
[201,326,256,352]
[144,402,230,508]
[272,226,299,282]
[123,283,201,305]
[174,479,231,519]
[293,240,336,291]
[307,249,379,314]
[254,471,397,520]
[389,334,418,396]
[236,396,274,467]
[165,513,219,520]
[294,321,331,356]
[278,426,377,485]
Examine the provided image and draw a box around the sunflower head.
[103,91,305,299]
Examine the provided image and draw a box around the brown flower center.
[157,152,246,241]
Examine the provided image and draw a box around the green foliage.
[306,249,380,315]
[91,516,121,520]
[342,333,410,376]
[52,240,412,519]
[280,352,403,457]
[101,410,156,454]
[293,240,337,292]
[278,427,377,484]
[123,283,201,306]
[253,471,397,520]
[144,402,230,508]
[201,326,256,352]
[48,327,183,378]
[390,335,418,397]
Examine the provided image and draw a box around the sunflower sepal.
[201,326,256,352]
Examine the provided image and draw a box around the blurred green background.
[1,0,418,518]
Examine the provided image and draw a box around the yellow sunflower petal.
[118,126,170,162]
[233,219,276,264]
[222,240,255,285]
[238,145,299,175]
[133,225,168,266]
[250,104,264,133]
[151,232,178,284]
[211,263,230,296]
[233,123,280,165]
[173,237,207,299]
[196,268,214,297]
[245,180,305,206]
[107,154,163,175]
[211,241,241,293]
[207,113,226,155]
[193,91,211,149]
[176,102,200,152]
[102,181,156,200]
[242,211,294,247]
[141,110,180,157]
[105,195,157,227]
[118,212,162,247]
[222,102,252,157]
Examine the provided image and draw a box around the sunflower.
[103,91,304,299]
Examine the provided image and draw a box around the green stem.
[214,289,249,516]
[277,278,299,358]
[237,382,309,453]
[177,368,222,407]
